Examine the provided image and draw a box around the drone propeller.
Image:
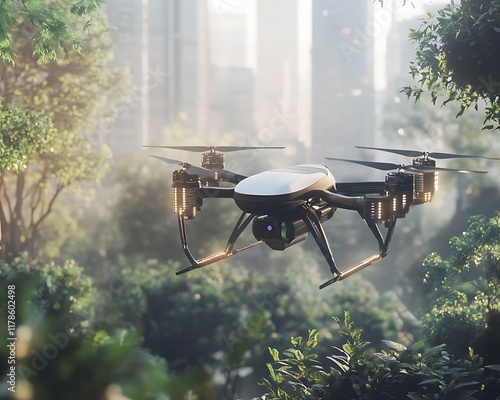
[355,145,500,160]
[149,155,213,177]
[325,157,488,174]
[143,145,285,153]
[149,155,247,184]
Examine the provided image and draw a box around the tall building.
[105,0,144,154]
[311,0,375,164]
[105,0,211,153]
[255,0,299,128]
[254,0,312,151]
[209,8,255,135]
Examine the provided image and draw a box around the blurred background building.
[311,0,375,162]
[103,0,418,163]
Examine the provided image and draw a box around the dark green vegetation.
[1,0,500,399]
[259,214,500,399]
[260,312,500,400]
[0,0,104,63]
[402,0,500,129]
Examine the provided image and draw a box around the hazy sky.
[208,0,449,89]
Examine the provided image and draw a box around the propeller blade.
[325,157,401,171]
[149,155,182,168]
[427,152,500,160]
[148,155,213,177]
[143,145,285,152]
[326,157,488,174]
[355,145,500,160]
[355,146,422,158]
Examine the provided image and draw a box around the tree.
[402,0,500,130]
[0,101,55,171]
[0,12,128,261]
[421,213,500,361]
[0,101,58,260]
[0,0,104,63]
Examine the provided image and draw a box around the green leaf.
[381,340,407,352]
[269,347,280,362]
[408,392,427,400]
[267,363,277,380]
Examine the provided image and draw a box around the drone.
[144,144,499,289]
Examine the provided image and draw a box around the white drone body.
[234,165,336,214]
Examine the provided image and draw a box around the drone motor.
[172,169,202,219]
[413,171,438,205]
[201,152,225,170]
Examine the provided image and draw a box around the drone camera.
[172,170,202,219]
[253,215,308,251]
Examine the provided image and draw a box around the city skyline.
[103,0,441,160]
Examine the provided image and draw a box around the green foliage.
[98,256,421,398]
[0,101,56,171]
[0,257,169,399]
[260,329,328,400]
[0,0,105,64]
[108,155,180,262]
[0,11,127,261]
[403,0,500,129]
[259,312,500,400]
[0,256,97,335]
[422,213,500,358]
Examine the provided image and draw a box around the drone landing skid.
[317,218,397,289]
[175,212,262,275]
[175,204,397,289]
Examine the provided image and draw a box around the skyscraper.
[311,0,375,162]
[209,6,255,135]
[105,0,144,154]
[105,0,210,153]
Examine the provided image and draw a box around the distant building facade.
[311,0,375,163]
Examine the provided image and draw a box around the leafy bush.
[259,312,500,400]
[422,213,500,360]
[99,257,421,399]
[0,257,169,399]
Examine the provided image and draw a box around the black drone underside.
[145,144,498,289]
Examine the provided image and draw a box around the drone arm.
[307,190,365,211]
[335,182,386,196]
[216,170,247,185]
[197,187,235,199]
